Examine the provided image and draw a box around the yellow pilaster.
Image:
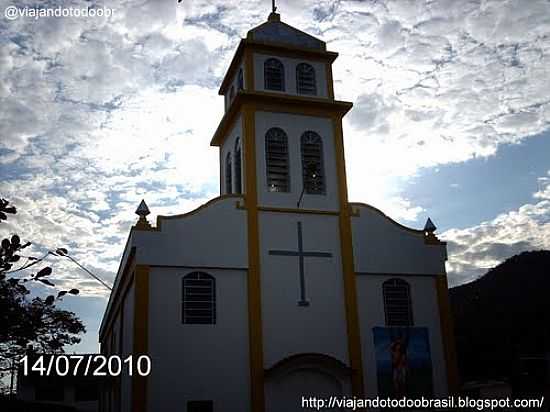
[132,265,150,412]
[435,274,460,394]
[332,117,365,396]
[243,105,265,412]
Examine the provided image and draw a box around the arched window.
[264,58,285,91]
[238,68,244,90]
[182,272,216,324]
[225,152,232,194]
[296,63,317,95]
[234,138,242,194]
[265,127,290,192]
[300,131,325,194]
[383,278,413,326]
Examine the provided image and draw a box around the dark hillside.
[450,250,550,393]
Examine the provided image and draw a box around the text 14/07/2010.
[19,355,151,377]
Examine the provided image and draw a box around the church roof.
[218,13,335,95]
[246,12,326,51]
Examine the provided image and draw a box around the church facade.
[99,12,458,412]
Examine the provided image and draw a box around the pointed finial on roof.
[136,199,150,217]
[134,199,152,230]
[424,217,437,233]
[423,217,442,245]
[272,0,277,13]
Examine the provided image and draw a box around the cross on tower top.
[272,0,276,13]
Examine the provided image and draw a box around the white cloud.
[443,171,550,287]
[1,0,549,349]
[333,0,550,208]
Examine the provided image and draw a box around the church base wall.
[357,274,449,397]
[147,267,251,412]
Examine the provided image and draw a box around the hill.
[450,250,550,392]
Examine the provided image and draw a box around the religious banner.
[372,327,433,397]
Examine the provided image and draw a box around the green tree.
[0,198,85,387]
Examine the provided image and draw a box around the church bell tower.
[212,11,354,212]
[210,9,363,411]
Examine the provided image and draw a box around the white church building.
[99,10,458,412]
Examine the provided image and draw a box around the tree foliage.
[0,198,85,380]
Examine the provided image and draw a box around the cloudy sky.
[1,0,549,353]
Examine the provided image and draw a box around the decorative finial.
[423,217,441,244]
[272,0,276,13]
[135,199,150,217]
[135,199,152,230]
[424,217,437,233]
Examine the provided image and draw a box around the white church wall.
[100,232,135,340]
[356,274,449,396]
[351,205,447,275]
[131,197,247,268]
[109,312,121,412]
[220,116,243,194]
[147,267,250,411]
[259,211,349,369]
[253,53,328,98]
[255,111,339,211]
[111,314,120,355]
[266,366,351,412]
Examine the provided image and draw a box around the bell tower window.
[238,68,244,90]
[296,63,316,95]
[264,58,285,91]
[225,152,232,194]
[265,127,290,192]
[300,131,325,194]
[234,138,242,194]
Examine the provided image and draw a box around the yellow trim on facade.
[132,265,150,412]
[333,116,365,396]
[258,206,339,215]
[219,39,337,95]
[326,63,335,100]
[435,274,460,394]
[245,41,336,63]
[211,92,352,146]
[243,105,266,412]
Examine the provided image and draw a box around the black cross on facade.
[269,222,332,306]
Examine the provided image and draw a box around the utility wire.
[61,254,112,291]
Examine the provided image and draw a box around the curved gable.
[130,195,247,268]
[351,203,447,275]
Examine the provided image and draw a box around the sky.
[0,0,549,354]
